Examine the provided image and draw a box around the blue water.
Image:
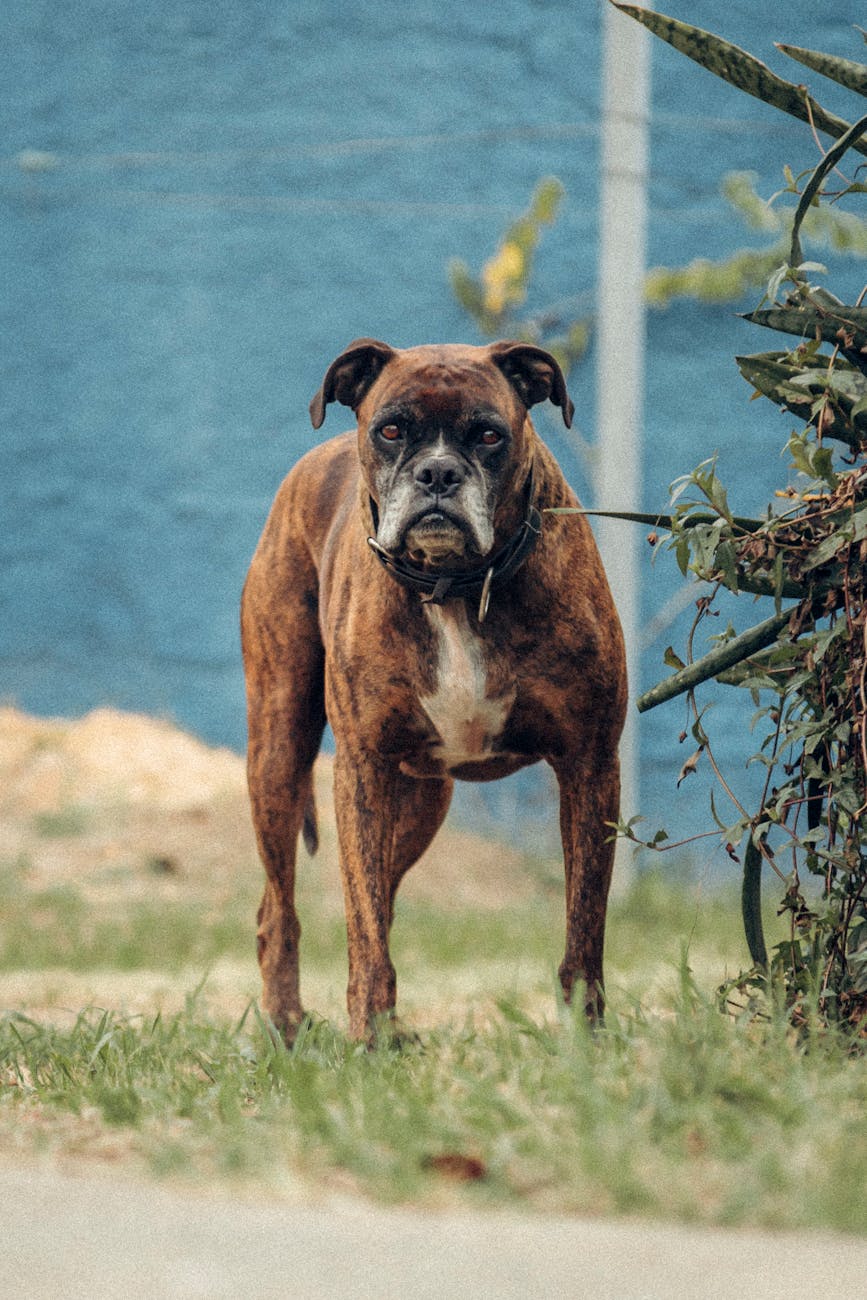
[1,0,863,859]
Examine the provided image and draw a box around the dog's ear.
[488,341,574,429]
[309,338,396,429]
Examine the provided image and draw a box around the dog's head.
[310,339,573,566]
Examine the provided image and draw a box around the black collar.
[366,466,541,622]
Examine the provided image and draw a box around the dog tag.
[478,566,494,623]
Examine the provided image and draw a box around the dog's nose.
[414,454,466,499]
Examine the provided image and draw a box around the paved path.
[5,1166,865,1299]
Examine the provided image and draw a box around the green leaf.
[787,433,816,479]
[789,113,867,268]
[777,44,867,98]
[743,305,867,353]
[544,506,765,531]
[737,352,812,406]
[797,363,867,424]
[800,529,849,572]
[610,4,867,156]
[448,259,485,318]
[715,538,740,591]
[742,837,768,969]
[795,262,829,278]
[543,508,672,526]
[713,481,733,523]
[811,446,838,488]
[689,520,727,578]
[736,352,867,445]
[645,245,786,307]
[709,789,729,832]
[765,262,790,304]
[664,646,686,670]
[800,504,867,572]
[722,171,783,234]
[773,549,785,613]
[530,176,564,225]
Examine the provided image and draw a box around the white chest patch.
[419,604,514,770]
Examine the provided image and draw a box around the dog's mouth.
[370,487,493,569]
[402,510,477,565]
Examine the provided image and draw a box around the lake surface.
[2,0,862,856]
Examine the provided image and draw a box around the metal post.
[595,3,651,888]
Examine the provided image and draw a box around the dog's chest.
[416,605,515,771]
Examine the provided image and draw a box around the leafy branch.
[448,5,867,1034]
[610,3,867,1035]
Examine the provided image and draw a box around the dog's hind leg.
[385,773,453,927]
[332,754,451,1041]
[242,570,326,1045]
[554,755,620,1022]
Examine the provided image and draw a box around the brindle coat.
[241,340,627,1042]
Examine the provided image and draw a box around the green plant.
[5,846,863,1226]
[605,5,867,1034]
[448,7,867,1034]
[448,137,867,365]
[646,170,867,306]
[448,176,591,375]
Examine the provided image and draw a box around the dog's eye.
[379,424,402,441]
[479,429,503,447]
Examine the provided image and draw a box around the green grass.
[1,974,864,1231]
[0,868,256,972]
[0,858,864,1232]
[0,851,769,982]
[31,806,92,839]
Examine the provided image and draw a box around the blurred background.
[2,0,863,866]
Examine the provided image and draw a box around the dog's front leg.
[554,756,620,1021]
[332,745,402,1042]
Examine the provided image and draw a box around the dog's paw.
[363,1013,424,1054]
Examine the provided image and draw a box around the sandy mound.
[0,706,245,814]
[0,707,532,910]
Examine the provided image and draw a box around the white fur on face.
[373,437,495,559]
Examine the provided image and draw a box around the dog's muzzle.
[367,466,541,622]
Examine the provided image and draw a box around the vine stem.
[856,617,867,819]
[624,827,733,854]
[636,607,795,713]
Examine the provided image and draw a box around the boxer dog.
[242,339,626,1043]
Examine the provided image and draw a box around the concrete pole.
[595,3,651,887]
